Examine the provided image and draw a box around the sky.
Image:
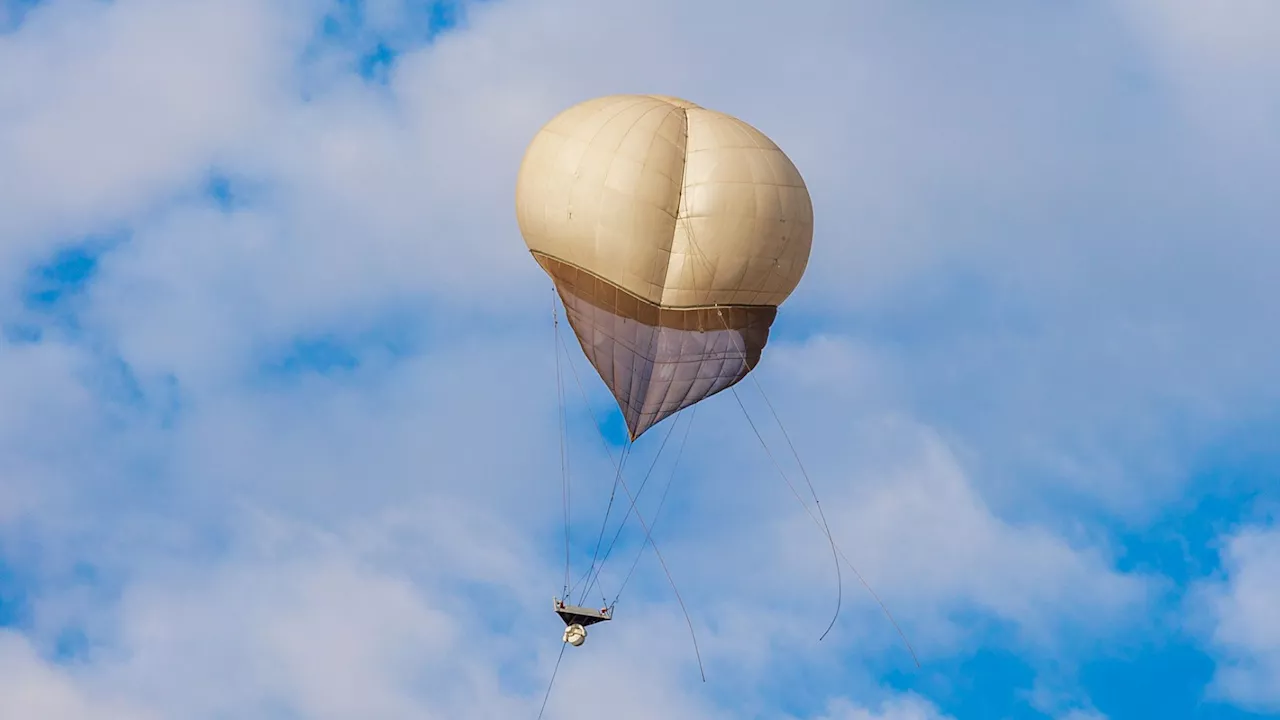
[0,0,1278,718]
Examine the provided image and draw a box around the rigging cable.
[580,411,684,603]
[571,441,632,604]
[535,640,569,720]
[553,289,573,597]
[612,405,698,606]
[663,175,847,644]
[719,312,920,667]
[558,330,707,681]
[676,196,917,663]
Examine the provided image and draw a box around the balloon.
[517,94,813,440]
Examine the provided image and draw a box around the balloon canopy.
[516,94,813,440]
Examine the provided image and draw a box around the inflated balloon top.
[516,94,814,440]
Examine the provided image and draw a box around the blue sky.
[1,0,1279,718]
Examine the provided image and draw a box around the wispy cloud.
[1193,524,1280,712]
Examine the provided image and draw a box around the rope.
[580,412,683,602]
[550,288,624,606]
[535,640,569,720]
[553,290,572,596]
[654,152,845,641]
[665,164,915,663]
[572,442,631,604]
[611,465,706,681]
[719,314,920,666]
[558,331,707,681]
[613,405,697,605]
[727,384,842,640]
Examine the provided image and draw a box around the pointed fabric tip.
[536,254,777,442]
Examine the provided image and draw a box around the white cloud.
[5,0,1272,522]
[1196,525,1280,712]
[1121,0,1280,154]
[3,506,737,720]
[809,693,954,720]
[0,631,157,720]
[1058,711,1108,720]
[0,0,1278,717]
[702,385,1152,660]
[0,0,308,261]
[0,337,116,523]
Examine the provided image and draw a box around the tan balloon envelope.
[516,94,813,440]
